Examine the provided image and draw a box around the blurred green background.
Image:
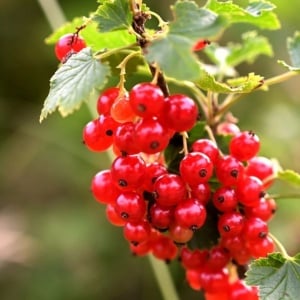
[0,0,300,299]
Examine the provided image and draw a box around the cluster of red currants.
[82,80,277,299]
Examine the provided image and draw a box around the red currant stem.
[216,71,300,119]
[148,254,180,300]
[228,262,238,283]
[150,63,161,86]
[262,70,299,88]
[268,232,290,259]
[147,10,169,30]
[94,43,139,60]
[179,131,189,155]
[204,125,217,145]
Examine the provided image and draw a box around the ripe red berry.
[218,211,244,237]
[110,95,136,123]
[55,33,86,61]
[243,217,269,241]
[199,267,229,293]
[129,82,165,118]
[246,235,275,258]
[91,170,119,204]
[105,203,126,227]
[151,235,178,261]
[216,122,240,136]
[134,118,170,154]
[190,182,211,205]
[111,155,146,190]
[179,152,213,186]
[123,220,151,245]
[215,155,244,186]
[97,87,120,115]
[205,246,231,271]
[149,203,173,230]
[229,131,260,161]
[245,156,275,189]
[180,247,208,270]
[115,191,146,222]
[236,175,264,207]
[212,186,238,212]
[168,222,194,244]
[192,39,210,51]
[154,174,186,207]
[244,197,277,221]
[174,198,207,231]
[113,122,140,155]
[143,162,168,191]
[191,139,220,164]
[163,94,198,132]
[229,280,259,300]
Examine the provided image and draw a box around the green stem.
[269,233,290,259]
[267,193,300,200]
[217,70,299,119]
[148,255,180,300]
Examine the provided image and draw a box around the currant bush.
[42,1,300,299]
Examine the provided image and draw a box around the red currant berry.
[110,95,136,123]
[246,156,275,189]
[180,247,208,270]
[168,222,194,244]
[111,155,146,190]
[212,186,238,212]
[151,235,178,262]
[216,122,240,136]
[154,174,186,207]
[220,234,244,253]
[236,175,264,207]
[244,197,277,221]
[246,235,275,258]
[191,139,220,164]
[186,269,202,291]
[199,267,229,293]
[129,83,165,118]
[130,240,152,256]
[190,183,211,205]
[218,212,244,237]
[149,202,173,230]
[205,291,229,300]
[113,122,140,155]
[229,131,260,161]
[242,217,269,241]
[143,162,168,192]
[229,280,259,300]
[192,39,210,51]
[174,198,207,231]
[179,152,213,186]
[216,155,244,186]
[163,94,198,132]
[115,191,146,222]
[55,33,86,61]
[97,87,120,115]
[205,246,230,271]
[134,118,170,154]
[91,170,119,204]
[105,203,126,226]
[123,220,151,245]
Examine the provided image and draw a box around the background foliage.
[0,0,300,299]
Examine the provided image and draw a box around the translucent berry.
[229,131,260,161]
[129,82,165,117]
[212,186,238,212]
[97,87,120,115]
[218,211,244,237]
[55,33,86,61]
[123,220,151,245]
[110,95,136,123]
[168,222,194,244]
[191,139,220,164]
[163,94,198,132]
[179,152,213,186]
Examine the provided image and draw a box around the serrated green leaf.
[170,1,227,40]
[93,0,132,32]
[45,18,135,50]
[206,0,280,30]
[278,32,300,72]
[146,35,201,81]
[277,169,300,186]
[227,31,273,66]
[40,48,110,122]
[246,252,300,300]
[145,1,227,81]
[227,73,265,92]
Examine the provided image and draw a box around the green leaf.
[170,1,227,40]
[40,48,110,122]
[93,0,132,32]
[187,121,206,145]
[45,17,135,50]
[227,31,273,66]
[246,252,300,300]
[145,1,227,80]
[227,73,265,93]
[206,0,280,30]
[278,32,300,72]
[277,169,300,186]
[146,35,201,81]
